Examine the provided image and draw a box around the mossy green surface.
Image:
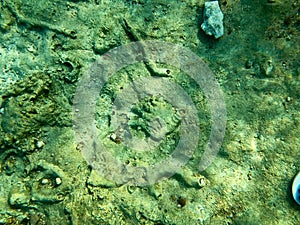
[0,0,299,224]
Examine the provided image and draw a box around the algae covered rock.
[0,0,299,224]
[29,160,71,204]
[8,182,30,208]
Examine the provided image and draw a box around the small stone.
[41,178,49,185]
[55,177,62,186]
[292,171,300,205]
[177,197,187,208]
[198,177,206,188]
[36,140,45,148]
[110,133,117,141]
[201,1,224,39]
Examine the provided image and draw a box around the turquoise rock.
[292,172,300,205]
[201,1,224,39]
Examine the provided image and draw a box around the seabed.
[0,0,299,224]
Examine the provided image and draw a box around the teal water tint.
[0,0,299,224]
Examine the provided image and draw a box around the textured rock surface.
[0,0,299,224]
[201,1,224,38]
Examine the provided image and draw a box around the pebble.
[36,140,45,148]
[41,178,49,185]
[55,177,62,186]
[292,172,300,205]
[198,177,206,188]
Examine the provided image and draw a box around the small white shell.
[292,171,300,205]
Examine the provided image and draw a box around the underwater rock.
[201,1,224,39]
[292,171,300,205]
[87,169,118,188]
[0,149,29,176]
[8,182,30,208]
[29,160,70,203]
